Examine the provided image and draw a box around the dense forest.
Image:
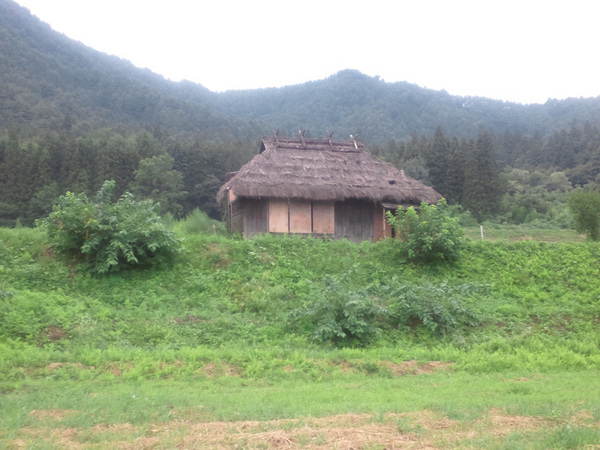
[211,69,600,142]
[1,0,600,227]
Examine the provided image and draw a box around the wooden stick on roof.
[298,130,306,148]
[327,131,334,149]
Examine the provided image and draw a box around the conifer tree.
[424,126,451,196]
[444,137,468,204]
[462,131,505,222]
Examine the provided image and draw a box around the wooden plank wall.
[266,199,335,236]
[334,200,374,243]
[289,200,312,233]
[243,199,267,238]
[268,199,288,233]
[230,200,243,233]
[312,201,335,234]
[240,198,381,242]
[373,204,386,241]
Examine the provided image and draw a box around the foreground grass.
[2,371,599,448]
[1,225,600,447]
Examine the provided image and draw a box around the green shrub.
[180,208,226,235]
[39,180,180,274]
[568,189,600,240]
[289,276,388,346]
[386,283,483,337]
[386,198,467,264]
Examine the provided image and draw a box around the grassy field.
[465,224,586,243]
[1,224,599,448]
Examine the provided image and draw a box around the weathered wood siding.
[334,200,374,243]
[268,199,288,233]
[243,198,267,238]
[289,200,312,233]
[230,200,243,233]
[373,204,386,241]
[226,189,244,233]
[237,197,382,242]
[312,201,335,234]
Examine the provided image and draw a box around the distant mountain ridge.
[0,0,253,139]
[2,0,600,142]
[211,70,600,142]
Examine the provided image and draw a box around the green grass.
[3,371,599,425]
[2,371,599,448]
[1,225,600,447]
[465,223,586,242]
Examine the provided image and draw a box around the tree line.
[371,121,600,225]
[1,121,600,228]
[0,129,255,227]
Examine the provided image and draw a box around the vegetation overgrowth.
[38,180,181,274]
[1,221,600,447]
[387,198,467,264]
[568,188,600,241]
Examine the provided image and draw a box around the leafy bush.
[289,276,484,345]
[39,180,180,274]
[568,189,600,240]
[289,276,388,346]
[179,208,226,235]
[384,282,484,337]
[386,198,467,264]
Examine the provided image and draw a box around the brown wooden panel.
[268,199,289,233]
[230,200,243,233]
[312,201,335,234]
[243,198,267,238]
[373,204,385,241]
[290,200,312,233]
[334,200,374,243]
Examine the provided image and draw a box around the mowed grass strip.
[2,371,599,448]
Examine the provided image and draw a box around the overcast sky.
[13,0,600,104]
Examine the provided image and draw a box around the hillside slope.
[2,0,600,142]
[212,70,600,142]
[0,0,257,139]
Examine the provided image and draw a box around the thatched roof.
[217,136,442,205]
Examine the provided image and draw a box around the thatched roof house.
[217,135,441,242]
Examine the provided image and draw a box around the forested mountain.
[3,0,600,142]
[212,70,600,142]
[0,0,258,139]
[1,0,600,228]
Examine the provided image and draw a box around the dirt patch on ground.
[45,362,91,372]
[326,360,452,376]
[45,326,67,341]
[201,361,245,378]
[40,359,452,379]
[329,360,354,373]
[475,408,550,436]
[379,360,452,375]
[29,409,77,422]
[14,408,590,449]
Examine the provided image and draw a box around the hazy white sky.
[13,0,600,104]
